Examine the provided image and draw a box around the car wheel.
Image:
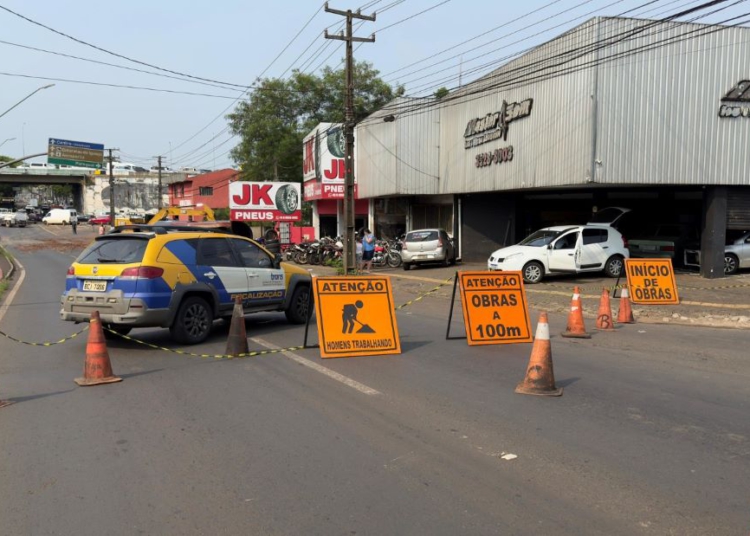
[275,184,299,215]
[403,262,411,271]
[170,296,213,344]
[725,254,739,275]
[102,324,133,340]
[604,255,625,278]
[285,285,311,324]
[522,261,544,284]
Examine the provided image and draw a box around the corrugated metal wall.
[356,17,750,198]
[595,18,750,186]
[355,97,440,198]
[439,19,601,194]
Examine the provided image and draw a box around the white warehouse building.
[354,16,750,278]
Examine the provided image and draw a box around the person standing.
[355,233,364,273]
[71,214,78,234]
[361,228,375,273]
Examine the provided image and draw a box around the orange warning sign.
[459,271,533,346]
[313,276,401,359]
[624,258,679,304]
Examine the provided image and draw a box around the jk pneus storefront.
[355,17,750,277]
[302,123,369,239]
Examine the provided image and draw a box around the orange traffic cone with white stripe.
[561,286,591,339]
[75,310,122,386]
[595,288,616,331]
[617,286,635,324]
[225,296,249,357]
[515,311,563,396]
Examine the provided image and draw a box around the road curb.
[0,253,25,326]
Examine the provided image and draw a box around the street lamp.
[0,137,16,150]
[0,84,55,122]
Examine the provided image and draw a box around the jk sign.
[229,181,302,222]
[48,138,104,169]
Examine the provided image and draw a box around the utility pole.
[324,3,375,275]
[153,155,163,210]
[107,148,119,226]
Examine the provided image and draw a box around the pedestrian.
[361,228,375,273]
[355,231,364,272]
[71,215,77,235]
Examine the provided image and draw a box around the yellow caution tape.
[0,325,89,346]
[396,276,454,310]
[103,328,305,359]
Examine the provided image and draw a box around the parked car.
[401,228,456,270]
[60,222,312,344]
[684,230,750,275]
[627,223,699,263]
[488,225,630,283]
[3,210,29,227]
[77,213,92,223]
[89,214,112,226]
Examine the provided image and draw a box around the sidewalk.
[308,261,750,330]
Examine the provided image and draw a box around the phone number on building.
[475,146,514,168]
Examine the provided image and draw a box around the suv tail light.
[438,238,443,248]
[622,236,628,248]
[661,245,675,252]
[120,266,164,279]
[402,242,408,250]
[67,266,75,276]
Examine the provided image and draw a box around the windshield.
[519,229,561,247]
[77,238,148,264]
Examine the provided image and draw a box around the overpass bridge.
[0,168,88,185]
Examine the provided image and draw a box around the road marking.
[0,257,25,325]
[38,225,60,236]
[250,337,381,396]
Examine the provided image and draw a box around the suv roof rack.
[108,223,235,235]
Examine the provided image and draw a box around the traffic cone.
[617,286,635,324]
[75,311,122,386]
[561,286,591,339]
[225,296,249,357]
[595,288,616,331]
[515,312,563,397]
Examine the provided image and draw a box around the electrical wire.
[0,39,246,93]
[0,3,250,89]
[358,1,747,128]
[0,71,239,99]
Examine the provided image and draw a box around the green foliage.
[0,155,19,168]
[434,87,449,99]
[213,207,230,220]
[227,61,404,185]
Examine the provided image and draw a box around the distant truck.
[3,210,29,227]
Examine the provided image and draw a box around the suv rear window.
[406,231,438,242]
[77,238,148,264]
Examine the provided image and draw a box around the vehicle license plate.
[83,280,107,292]
[641,245,657,252]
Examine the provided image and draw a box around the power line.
[375,0,452,34]
[0,3,250,89]
[0,39,246,93]
[359,3,748,127]
[0,72,239,99]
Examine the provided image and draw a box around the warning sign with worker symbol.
[313,276,401,358]
[458,271,533,346]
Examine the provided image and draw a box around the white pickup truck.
[3,210,29,227]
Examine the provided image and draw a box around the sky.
[1,0,747,171]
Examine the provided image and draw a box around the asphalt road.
[1,225,749,535]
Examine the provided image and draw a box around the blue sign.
[49,138,104,151]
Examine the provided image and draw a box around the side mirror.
[548,243,554,250]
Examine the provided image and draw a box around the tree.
[0,155,19,168]
[434,87,449,99]
[227,61,404,184]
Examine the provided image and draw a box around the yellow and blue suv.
[60,223,312,344]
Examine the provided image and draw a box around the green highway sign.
[48,138,104,169]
